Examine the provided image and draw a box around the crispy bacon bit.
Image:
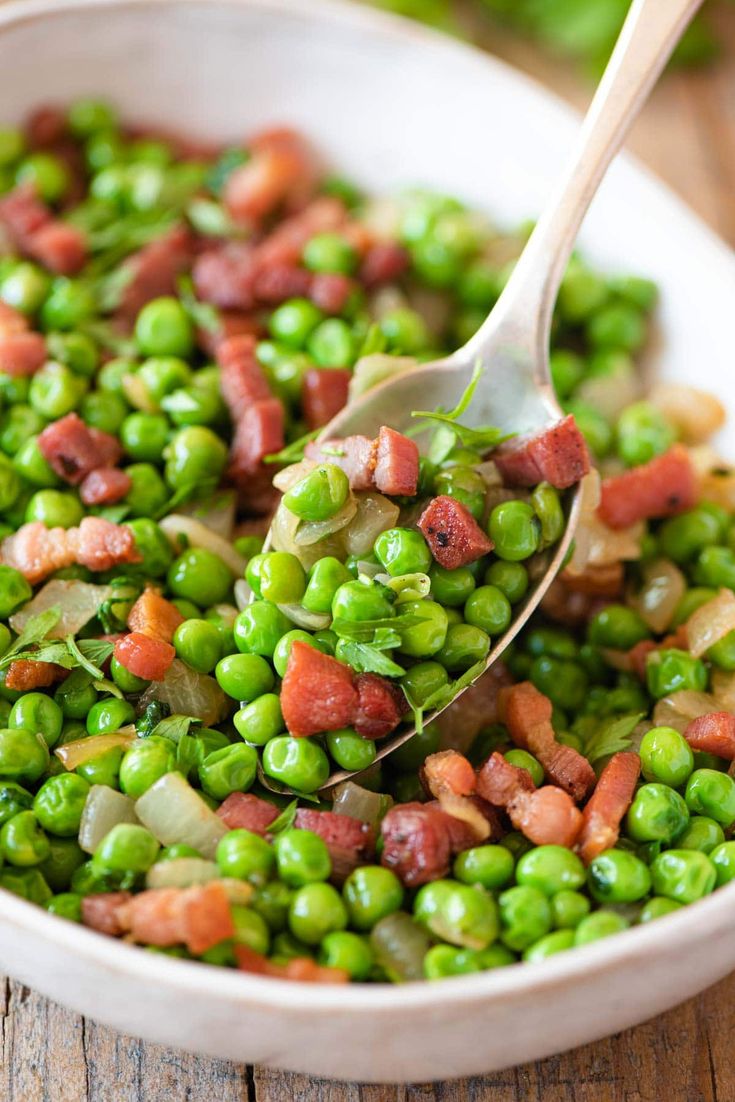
[79,467,132,507]
[217,792,280,835]
[598,445,699,530]
[281,642,358,738]
[116,224,194,323]
[477,752,582,847]
[418,495,494,570]
[0,332,47,377]
[5,659,67,691]
[499,681,596,802]
[577,752,641,865]
[228,399,285,504]
[380,802,452,887]
[302,368,351,430]
[252,263,311,305]
[68,516,140,574]
[684,713,735,761]
[217,334,271,418]
[0,301,30,338]
[1,517,140,585]
[28,221,87,274]
[113,632,175,682]
[422,750,492,842]
[197,311,262,358]
[493,415,590,490]
[81,891,133,937]
[224,129,317,223]
[294,808,375,883]
[26,105,67,148]
[235,944,348,984]
[353,673,406,739]
[38,413,121,485]
[253,196,345,270]
[193,243,256,311]
[360,241,410,287]
[374,426,419,497]
[115,881,234,954]
[309,272,355,314]
[305,435,375,491]
[127,588,184,644]
[0,183,49,239]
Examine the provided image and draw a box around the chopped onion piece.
[138,660,227,726]
[179,492,237,540]
[234,578,253,611]
[568,472,643,573]
[384,573,431,603]
[146,857,220,889]
[332,781,392,827]
[273,458,317,493]
[342,492,400,557]
[55,728,137,771]
[270,500,344,568]
[712,669,735,712]
[356,560,382,579]
[473,460,502,486]
[10,580,114,638]
[686,589,735,658]
[135,772,227,858]
[436,792,490,840]
[652,691,719,734]
[277,603,331,630]
[294,495,357,546]
[576,367,641,420]
[159,514,245,577]
[649,383,726,445]
[370,912,431,983]
[78,786,138,854]
[629,559,686,635]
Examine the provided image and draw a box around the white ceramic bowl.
[0,0,734,1083]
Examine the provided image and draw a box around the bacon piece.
[422,750,493,842]
[253,196,345,270]
[684,713,735,761]
[577,752,641,865]
[26,105,67,148]
[252,263,311,305]
[418,495,493,570]
[294,808,375,883]
[235,944,348,984]
[374,426,419,497]
[0,301,30,338]
[598,445,699,530]
[305,434,375,491]
[281,641,359,737]
[38,413,121,485]
[116,881,234,954]
[192,242,256,311]
[499,681,596,802]
[81,892,133,937]
[380,801,452,887]
[217,792,280,835]
[228,399,285,507]
[116,224,194,323]
[5,659,67,691]
[27,221,87,275]
[1,517,139,584]
[353,673,406,739]
[0,184,50,240]
[79,467,132,507]
[302,368,350,430]
[197,311,262,358]
[360,241,410,287]
[217,334,271,419]
[224,129,317,223]
[309,272,355,314]
[67,516,140,573]
[127,588,184,644]
[114,632,175,682]
[0,332,47,377]
[493,415,590,490]
[477,753,582,847]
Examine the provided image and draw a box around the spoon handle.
[465,0,704,367]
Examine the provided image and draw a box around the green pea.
[549,349,584,398]
[659,508,724,564]
[54,670,98,720]
[33,774,89,837]
[0,810,50,866]
[127,517,173,578]
[586,302,645,352]
[160,844,202,862]
[325,728,376,772]
[229,904,270,955]
[215,653,274,702]
[650,848,716,904]
[432,466,486,521]
[25,489,83,530]
[488,500,540,561]
[616,401,675,467]
[198,743,257,800]
[504,750,544,787]
[332,579,394,623]
[675,816,725,855]
[289,881,347,945]
[137,356,192,404]
[307,319,355,367]
[0,405,46,456]
[259,551,307,604]
[303,232,357,275]
[498,885,552,951]
[7,692,62,749]
[164,425,227,490]
[639,726,694,787]
[303,557,352,615]
[252,880,293,932]
[93,823,160,875]
[134,296,193,358]
[485,560,529,604]
[274,828,331,887]
[262,735,329,793]
[423,944,483,979]
[685,768,735,826]
[173,618,222,673]
[588,849,651,903]
[319,930,372,980]
[550,889,590,929]
[558,263,608,322]
[0,261,50,316]
[46,891,83,922]
[414,880,498,951]
[234,694,284,746]
[0,866,51,905]
[120,412,170,462]
[167,547,233,606]
[13,437,61,488]
[86,697,135,737]
[29,362,87,420]
[453,845,514,891]
[646,649,708,699]
[638,897,683,923]
[709,841,735,887]
[428,564,475,607]
[625,783,689,844]
[515,845,586,896]
[457,259,500,308]
[283,464,350,523]
[523,928,576,963]
[0,727,49,784]
[574,910,629,946]
[269,298,323,349]
[216,829,275,884]
[378,308,429,355]
[121,462,167,517]
[463,585,512,637]
[76,746,123,789]
[232,602,287,659]
[374,528,432,578]
[694,546,735,590]
[119,736,175,799]
[399,662,449,708]
[588,604,650,649]
[16,151,69,203]
[397,599,448,658]
[342,865,404,931]
[204,608,236,657]
[435,623,490,672]
[0,782,33,826]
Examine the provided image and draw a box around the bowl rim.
[0,0,734,1017]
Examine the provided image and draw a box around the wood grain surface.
[2,3,735,1099]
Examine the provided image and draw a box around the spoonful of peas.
[254,0,703,795]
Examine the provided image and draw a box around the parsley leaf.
[267,799,298,835]
[3,607,61,663]
[411,361,514,458]
[137,701,171,738]
[337,641,406,677]
[151,714,201,744]
[264,428,321,466]
[405,658,488,735]
[67,637,113,681]
[331,614,423,641]
[357,322,388,358]
[584,712,644,766]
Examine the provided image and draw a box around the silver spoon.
[262,0,703,793]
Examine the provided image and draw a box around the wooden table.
[3,5,735,1100]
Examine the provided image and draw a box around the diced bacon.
[0,332,47,377]
[235,945,348,984]
[192,243,256,311]
[116,882,234,954]
[374,426,419,497]
[81,892,132,937]
[281,642,358,737]
[217,792,279,835]
[424,796,498,850]
[477,752,582,847]
[380,801,452,887]
[27,221,87,274]
[197,311,263,358]
[499,682,596,802]
[127,588,184,644]
[684,713,735,761]
[1,517,139,584]
[418,495,494,570]
[114,632,175,682]
[493,415,590,490]
[224,132,316,223]
[251,263,311,305]
[302,368,351,430]
[26,105,67,148]
[228,398,285,483]
[79,467,132,507]
[67,516,140,573]
[542,575,608,628]
[117,225,194,323]
[353,673,406,739]
[422,751,493,843]
[38,413,121,485]
[0,301,30,338]
[309,272,355,315]
[359,241,410,287]
[577,752,641,865]
[0,184,50,240]
[294,808,375,882]
[598,445,699,530]
[305,435,376,492]
[5,659,67,691]
[252,196,344,270]
[217,334,271,420]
